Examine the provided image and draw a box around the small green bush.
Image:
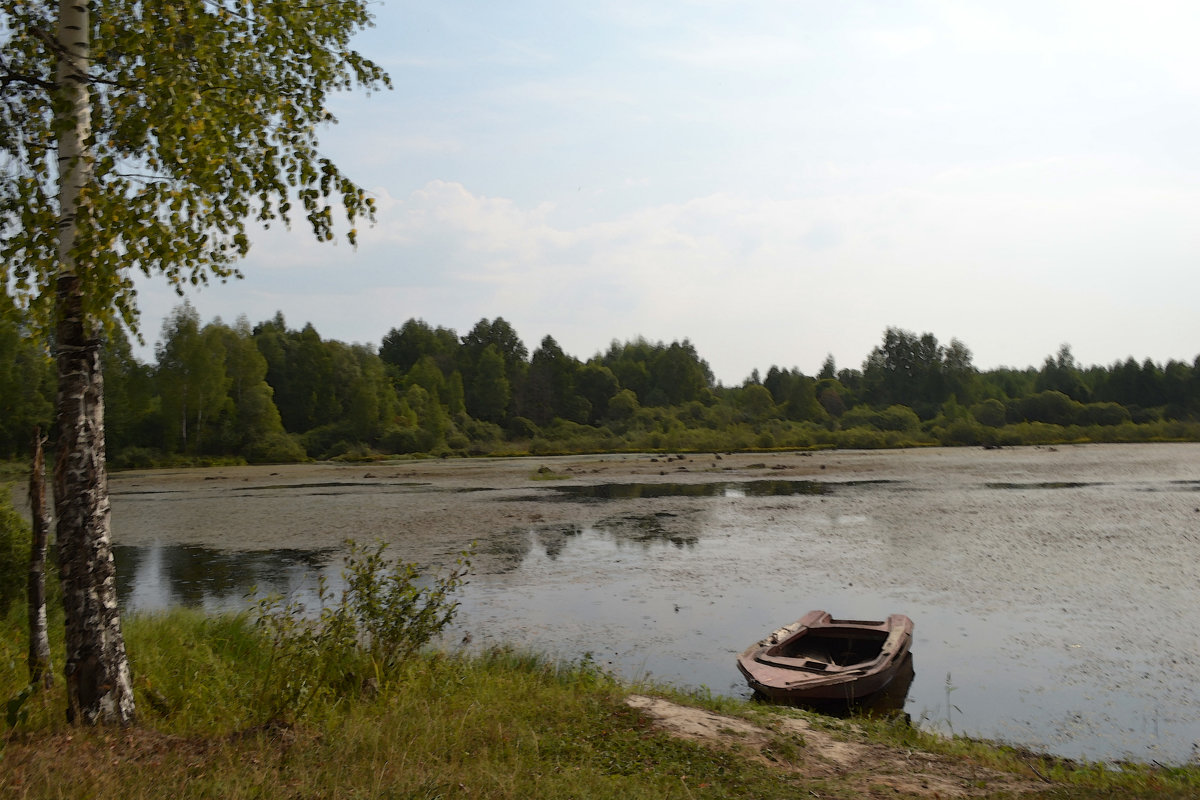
[244,431,307,464]
[834,426,888,449]
[110,446,160,470]
[970,399,1007,428]
[936,420,983,446]
[446,431,471,452]
[0,489,31,617]
[878,405,921,432]
[251,540,471,723]
[456,415,502,442]
[1081,402,1132,427]
[329,442,378,462]
[380,425,436,454]
[606,389,638,420]
[529,436,557,455]
[506,416,539,439]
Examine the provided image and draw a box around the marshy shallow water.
[104,444,1200,764]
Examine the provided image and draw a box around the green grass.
[3,611,807,798]
[5,607,1200,799]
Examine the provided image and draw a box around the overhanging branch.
[0,55,56,92]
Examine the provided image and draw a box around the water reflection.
[481,518,699,573]
[113,544,338,614]
[543,479,831,500]
[593,513,698,549]
[113,519,695,609]
[763,653,917,720]
[984,482,1103,490]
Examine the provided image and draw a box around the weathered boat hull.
[737,610,914,703]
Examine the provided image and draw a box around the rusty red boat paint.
[736,610,914,704]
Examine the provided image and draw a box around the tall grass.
[122,609,269,732]
[5,612,806,799]
[8,606,1200,798]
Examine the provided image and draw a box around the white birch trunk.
[53,0,136,725]
[28,429,53,689]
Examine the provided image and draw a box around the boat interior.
[766,629,887,667]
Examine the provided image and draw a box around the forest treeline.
[2,299,1198,465]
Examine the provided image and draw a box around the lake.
[103,444,1200,764]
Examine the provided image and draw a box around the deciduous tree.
[467,344,512,424]
[1034,344,1090,402]
[0,301,54,458]
[28,428,53,689]
[156,302,228,453]
[863,328,975,418]
[521,335,582,425]
[209,316,289,456]
[0,0,388,723]
[381,319,460,377]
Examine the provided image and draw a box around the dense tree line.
[1,309,1198,465]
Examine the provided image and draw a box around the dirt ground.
[625,693,1053,798]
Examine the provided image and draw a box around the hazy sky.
[137,0,1200,385]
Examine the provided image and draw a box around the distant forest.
[2,299,1198,466]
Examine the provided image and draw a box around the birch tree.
[156,302,228,453]
[0,0,388,724]
[28,427,53,689]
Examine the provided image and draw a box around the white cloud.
[649,32,812,69]
[131,1,1200,382]
[856,26,936,57]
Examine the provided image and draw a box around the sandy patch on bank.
[625,694,1052,798]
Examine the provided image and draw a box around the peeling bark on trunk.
[54,306,136,725]
[54,0,136,725]
[28,428,53,689]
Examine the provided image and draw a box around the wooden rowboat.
[736,610,914,703]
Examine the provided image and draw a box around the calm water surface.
[109,446,1200,764]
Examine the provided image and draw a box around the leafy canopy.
[0,0,389,331]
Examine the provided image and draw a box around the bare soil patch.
[626,694,1053,798]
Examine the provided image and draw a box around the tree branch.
[0,55,56,92]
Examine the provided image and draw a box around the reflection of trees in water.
[114,546,143,592]
[478,525,584,573]
[113,545,337,611]
[479,530,535,574]
[547,480,830,500]
[594,513,698,549]
[536,524,582,560]
[477,515,700,575]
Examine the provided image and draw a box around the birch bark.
[53,0,136,725]
[28,428,53,689]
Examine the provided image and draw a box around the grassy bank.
[4,608,1200,799]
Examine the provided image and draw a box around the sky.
[135,0,1200,385]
